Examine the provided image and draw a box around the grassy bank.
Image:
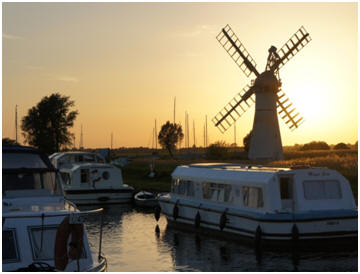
[120,149,357,203]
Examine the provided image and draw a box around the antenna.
[80,124,84,149]
[185,111,188,148]
[203,124,205,147]
[15,105,18,143]
[234,121,236,146]
[155,119,157,149]
[187,113,190,148]
[173,97,176,124]
[193,120,196,147]
[205,115,208,147]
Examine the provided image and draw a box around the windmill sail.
[216,24,259,77]
[212,85,256,133]
[272,26,311,71]
[276,89,304,130]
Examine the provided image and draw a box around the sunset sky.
[2,2,358,148]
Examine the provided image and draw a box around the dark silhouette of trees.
[333,142,350,150]
[21,93,78,154]
[243,130,252,153]
[206,141,229,159]
[158,121,184,158]
[2,138,20,146]
[300,141,330,151]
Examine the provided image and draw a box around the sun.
[285,83,324,121]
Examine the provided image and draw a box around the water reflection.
[80,205,357,272]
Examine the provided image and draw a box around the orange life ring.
[54,216,84,270]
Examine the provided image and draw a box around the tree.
[21,93,78,154]
[206,141,229,159]
[158,121,184,158]
[2,138,20,146]
[333,142,350,150]
[300,141,330,151]
[243,130,252,153]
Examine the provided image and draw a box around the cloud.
[3,33,23,40]
[175,25,218,38]
[26,65,43,70]
[57,76,79,83]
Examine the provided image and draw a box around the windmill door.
[278,175,294,211]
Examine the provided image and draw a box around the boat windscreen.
[2,171,63,197]
[3,153,48,169]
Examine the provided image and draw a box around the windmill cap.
[268,45,277,53]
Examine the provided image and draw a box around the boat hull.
[64,188,133,205]
[159,198,358,245]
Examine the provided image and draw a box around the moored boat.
[58,162,134,205]
[158,163,358,246]
[50,151,134,205]
[2,146,107,271]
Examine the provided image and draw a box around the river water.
[80,204,357,272]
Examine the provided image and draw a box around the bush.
[300,141,330,151]
[333,142,350,150]
[206,141,229,159]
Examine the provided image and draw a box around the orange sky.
[2,2,358,148]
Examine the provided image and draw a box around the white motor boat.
[59,163,134,205]
[50,151,134,205]
[158,163,358,246]
[2,146,107,271]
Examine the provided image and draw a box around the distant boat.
[134,191,159,208]
[50,151,134,205]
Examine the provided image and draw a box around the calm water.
[80,204,357,272]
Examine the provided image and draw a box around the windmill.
[212,25,311,160]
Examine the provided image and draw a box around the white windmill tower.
[212,25,311,160]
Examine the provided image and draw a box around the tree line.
[3,92,357,157]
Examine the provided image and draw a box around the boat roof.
[49,151,105,161]
[172,163,293,185]
[3,145,56,171]
[60,162,115,171]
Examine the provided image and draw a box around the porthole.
[103,171,110,180]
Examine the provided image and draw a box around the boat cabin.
[49,151,105,169]
[169,163,356,213]
[59,163,124,189]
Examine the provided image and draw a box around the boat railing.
[3,207,105,260]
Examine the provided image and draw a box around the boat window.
[3,153,47,169]
[171,179,195,197]
[96,156,105,163]
[303,180,342,200]
[202,183,232,203]
[81,169,90,183]
[185,181,195,197]
[83,154,96,162]
[243,186,264,208]
[171,178,180,193]
[2,171,62,196]
[103,171,110,180]
[60,172,71,185]
[224,184,232,203]
[28,225,86,260]
[2,229,20,263]
[280,177,293,199]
